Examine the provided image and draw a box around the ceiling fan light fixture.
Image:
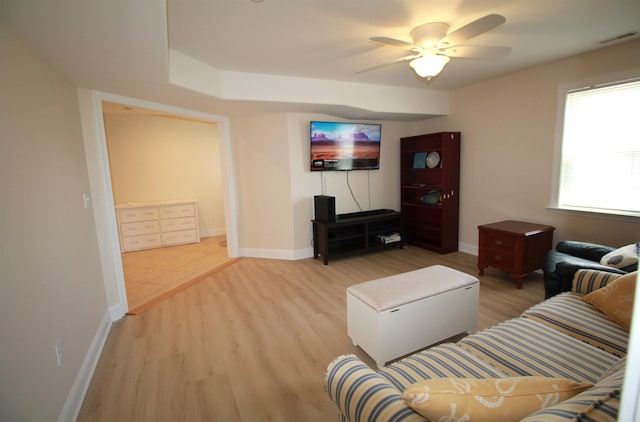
[409,54,450,79]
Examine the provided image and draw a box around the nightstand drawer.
[477,220,555,289]
[484,249,515,269]
[484,231,515,251]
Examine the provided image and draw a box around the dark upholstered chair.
[543,240,638,298]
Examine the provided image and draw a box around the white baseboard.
[201,228,226,238]
[239,244,483,262]
[294,247,314,260]
[58,309,112,422]
[108,302,126,322]
[459,242,478,256]
[240,244,480,262]
[239,247,314,261]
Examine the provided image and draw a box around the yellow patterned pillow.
[402,377,593,421]
[583,271,637,330]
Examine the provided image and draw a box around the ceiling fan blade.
[356,54,421,73]
[369,36,418,50]
[444,45,511,60]
[441,14,506,47]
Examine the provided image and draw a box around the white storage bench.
[347,265,479,368]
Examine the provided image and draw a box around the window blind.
[559,79,640,214]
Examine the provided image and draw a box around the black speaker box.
[314,195,336,222]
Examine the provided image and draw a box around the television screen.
[310,121,381,171]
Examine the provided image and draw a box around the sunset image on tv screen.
[310,122,381,171]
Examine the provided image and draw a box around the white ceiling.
[2,0,639,120]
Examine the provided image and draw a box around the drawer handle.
[494,255,502,261]
[494,240,502,246]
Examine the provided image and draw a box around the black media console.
[312,209,404,265]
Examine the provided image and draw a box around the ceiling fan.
[361,14,511,80]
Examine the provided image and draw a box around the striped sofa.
[325,269,632,421]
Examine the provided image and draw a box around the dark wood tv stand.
[312,209,404,265]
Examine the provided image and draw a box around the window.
[553,75,640,218]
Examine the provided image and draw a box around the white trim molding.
[57,311,112,422]
[77,89,239,320]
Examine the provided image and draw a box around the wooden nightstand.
[477,220,555,288]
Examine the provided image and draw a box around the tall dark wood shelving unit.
[400,132,460,253]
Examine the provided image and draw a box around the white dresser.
[115,200,200,252]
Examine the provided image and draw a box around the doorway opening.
[101,101,238,313]
[79,90,239,319]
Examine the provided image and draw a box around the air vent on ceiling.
[598,31,638,44]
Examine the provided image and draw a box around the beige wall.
[0,24,107,420]
[103,113,226,237]
[411,39,640,250]
[232,112,410,256]
[232,113,295,254]
[287,115,409,252]
[232,39,640,257]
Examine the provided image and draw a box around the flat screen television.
[310,121,381,171]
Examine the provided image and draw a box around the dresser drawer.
[122,234,162,251]
[120,221,160,237]
[162,229,198,246]
[160,217,196,232]
[159,204,195,219]
[118,207,159,223]
[483,231,515,252]
[116,200,199,252]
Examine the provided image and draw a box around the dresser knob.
[494,255,502,261]
[494,240,502,246]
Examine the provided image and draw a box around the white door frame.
[77,89,239,320]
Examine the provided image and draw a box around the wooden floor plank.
[123,235,233,311]
[78,246,544,421]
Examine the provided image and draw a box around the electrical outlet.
[54,340,63,367]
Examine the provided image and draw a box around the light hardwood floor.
[78,245,544,421]
[123,235,236,313]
